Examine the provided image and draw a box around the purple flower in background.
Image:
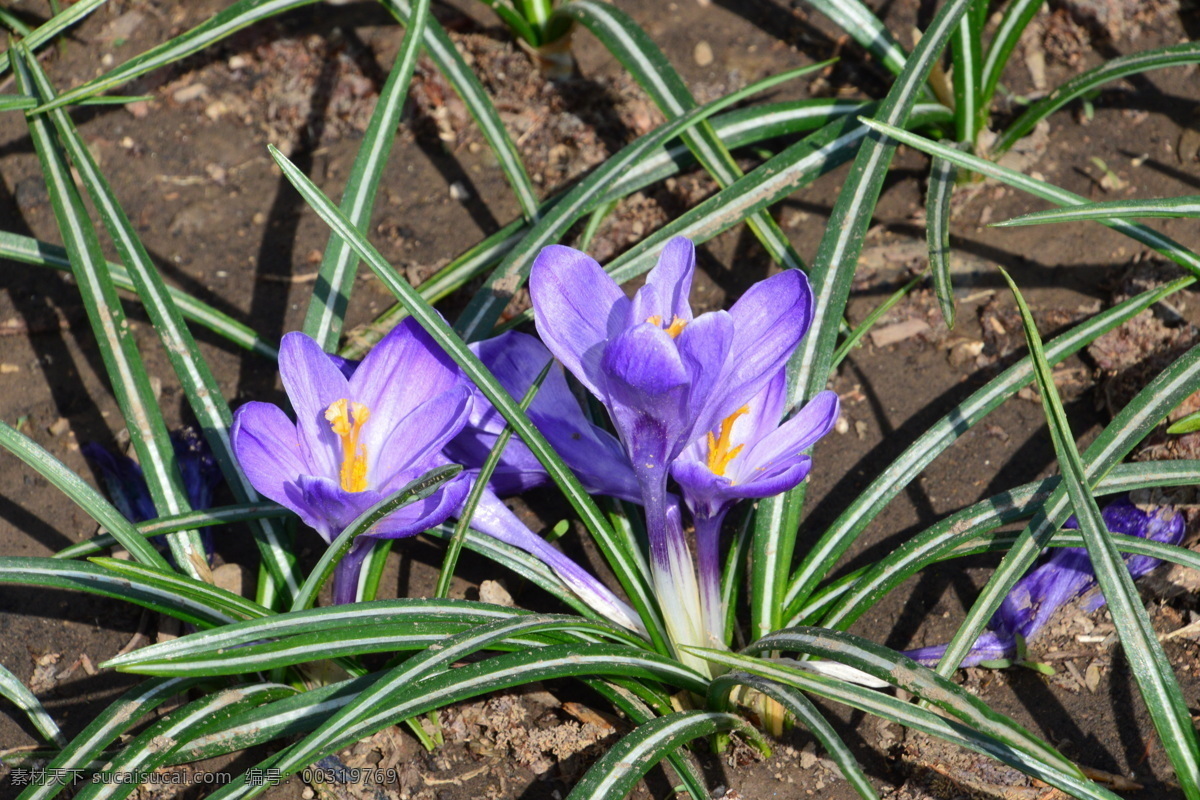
[672,370,839,646]
[445,331,640,503]
[231,318,472,604]
[83,428,223,555]
[907,496,1186,668]
[531,236,814,665]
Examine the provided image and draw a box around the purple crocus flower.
[907,496,1186,668]
[445,331,640,503]
[530,236,814,663]
[231,318,473,605]
[672,370,839,647]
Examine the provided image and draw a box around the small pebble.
[693,41,713,66]
[449,182,470,201]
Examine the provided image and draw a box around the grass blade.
[999,268,1200,797]
[926,144,961,327]
[994,195,1200,226]
[0,663,65,747]
[709,672,879,799]
[289,464,460,611]
[567,712,760,800]
[15,46,207,579]
[301,0,430,350]
[995,41,1200,155]
[15,678,197,800]
[755,0,975,639]
[55,503,286,560]
[799,0,909,76]
[22,49,301,598]
[0,0,108,75]
[950,1,983,143]
[784,275,1192,615]
[978,0,1043,119]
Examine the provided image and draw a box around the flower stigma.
[706,405,749,478]
[646,314,688,338]
[325,398,371,492]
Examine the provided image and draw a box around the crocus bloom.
[445,331,640,503]
[672,370,839,647]
[231,318,472,604]
[531,236,814,665]
[84,428,223,554]
[906,496,1186,668]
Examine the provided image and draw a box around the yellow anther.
[325,398,371,492]
[646,314,688,339]
[706,405,749,478]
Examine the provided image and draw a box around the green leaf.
[783,275,1192,617]
[91,558,271,622]
[0,424,167,569]
[857,121,1200,277]
[21,49,301,598]
[301,0,430,350]
[709,672,878,799]
[55,503,286,560]
[994,195,1200,227]
[15,678,197,800]
[692,650,1121,800]
[978,0,1043,120]
[950,1,984,142]
[0,0,108,76]
[926,144,962,327]
[995,41,1200,155]
[567,712,761,800]
[15,46,205,576]
[0,557,252,627]
[0,663,64,747]
[798,0,908,76]
[755,0,975,640]
[1168,410,1200,434]
[998,267,1200,798]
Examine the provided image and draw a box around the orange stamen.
[646,314,688,339]
[325,398,371,492]
[706,405,749,477]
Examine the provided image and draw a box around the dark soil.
[2,0,1200,798]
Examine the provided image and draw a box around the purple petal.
[350,317,462,435]
[231,402,310,509]
[82,442,155,523]
[371,385,472,489]
[675,310,734,439]
[643,237,696,325]
[278,332,350,480]
[671,457,733,521]
[704,269,814,423]
[730,390,840,487]
[285,474,379,544]
[364,470,471,539]
[530,245,631,399]
[905,631,1015,668]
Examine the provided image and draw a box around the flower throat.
[325,398,370,492]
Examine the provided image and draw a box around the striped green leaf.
[855,121,1200,276]
[799,0,908,76]
[302,0,430,350]
[568,712,760,800]
[0,0,108,75]
[692,650,1121,800]
[950,0,984,142]
[1000,269,1200,797]
[0,663,64,747]
[0,557,253,627]
[15,46,205,577]
[22,49,301,598]
[783,275,1192,617]
[995,195,1200,227]
[0,423,167,569]
[90,558,271,622]
[708,672,878,799]
[15,678,197,800]
[926,145,961,327]
[55,503,286,560]
[290,464,460,611]
[755,0,975,640]
[995,41,1200,155]
[978,0,1043,121]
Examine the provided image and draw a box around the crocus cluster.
[231,318,639,623]
[229,236,838,653]
[906,496,1186,668]
[530,237,839,662]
